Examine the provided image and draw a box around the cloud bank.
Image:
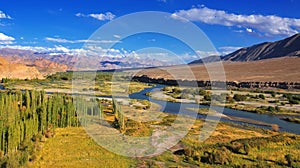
[45,37,119,44]
[172,6,300,36]
[0,33,15,44]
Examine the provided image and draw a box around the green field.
[32,127,136,168]
[31,119,300,167]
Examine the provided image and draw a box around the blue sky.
[0,0,300,61]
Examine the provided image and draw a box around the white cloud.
[0,11,11,19]
[113,34,121,39]
[45,37,120,44]
[218,46,242,55]
[172,6,300,36]
[45,37,71,43]
[0,44,218,66]
[53,45,70,53]
[75,13,84,17]
[76,12,115,21]
[246,28,253,33]
[196,50,220,57]
[0,45,71,54]
[0,33,15,44]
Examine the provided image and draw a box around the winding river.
[1,83,299,134]
[129,84,300,135]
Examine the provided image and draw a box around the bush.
[289,99,299,105]
[258,94,265,99]
[172,87,181,94]
[285,154,293,167]
[204,95,211,101]
[271,92,276,98]
[244,143,250,155]
[199,90,207,96]
[233,94,247,101]
[229,142,244,154]
[267,106,276,112]
[201,147,232,165]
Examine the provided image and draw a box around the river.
[1,83,299,134]
[129,84,300,135]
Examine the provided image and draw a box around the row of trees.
[112,99,126,133]
[0,90,81,156]
[0,89,127,166]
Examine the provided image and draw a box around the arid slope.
[0,57,43,79]
[135,57,300,82]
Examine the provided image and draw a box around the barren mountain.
[0,48,70,75]
[223,33,300,61]
[0,48,177,71]
[0,57,43,79]
[135,57,300,82]
[4,56,68,76]
[189,55,221,64]
[189,33,300,64]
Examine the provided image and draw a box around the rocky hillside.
[0,57,43,79]
[3,56,68,76]
[190,33,300,64]
[135,57,300,82]
[0,48,69,75]
[222,33,300,61]
[189,55,221,64]
[0,48,174,71]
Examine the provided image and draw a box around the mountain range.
[0,33,299,80]
[190,33,300,64]
[0,57,43,79]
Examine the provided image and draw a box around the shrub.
[244,143,250,155]
[271,92,276,98]
[233,94,247,101]
[285,154,293,167]
[267,106,276,112]
[198,89,207,96]
[258,94,265,99]
[204,95,211,101]
[230,142,244,154]
[201,147,232,165]
[289,99,299,105]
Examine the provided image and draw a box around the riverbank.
[148,85,300,125]
[186,107,275,128]
[132,75,300,90]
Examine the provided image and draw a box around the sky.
[0,0,300,62]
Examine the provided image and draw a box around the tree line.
[0,89,128,166]
[0,90,81,156]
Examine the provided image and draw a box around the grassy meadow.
[32,127,136,168]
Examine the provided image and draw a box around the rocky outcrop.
[3,56,68,76]
[0,57,43,79]
[132,75,300,90]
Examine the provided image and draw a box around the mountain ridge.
[190,33,300,64]
[0,56,43,79]
[223,33,300,61]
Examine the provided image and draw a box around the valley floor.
[32,127,136,168]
